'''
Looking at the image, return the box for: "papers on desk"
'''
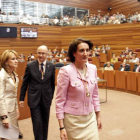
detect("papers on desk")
[0,122,19,140]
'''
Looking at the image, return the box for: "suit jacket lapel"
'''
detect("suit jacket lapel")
[43,61,50,81]
[34,60,42,80]
[2,68,16,86]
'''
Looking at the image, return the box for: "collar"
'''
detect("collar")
[1,68,18,78]
[72,63,89,81]
[38,59,47,66]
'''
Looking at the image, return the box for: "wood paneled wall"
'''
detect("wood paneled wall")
[24,0,109,15]
[109,0,140,15]
[0,24,61,56]
[1,23,140,56]
[61,23,140,55]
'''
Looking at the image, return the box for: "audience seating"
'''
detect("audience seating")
[120,64,130,71]
[104,63,114,68]
[55,63,64,69]
[65,63,71,65]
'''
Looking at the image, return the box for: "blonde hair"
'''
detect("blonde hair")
[0,50,18,72]
[106,61,110,65]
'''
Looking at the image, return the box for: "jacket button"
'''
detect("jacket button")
[75,83,77,85]
[85,103,88,106]
[71,103,74,106]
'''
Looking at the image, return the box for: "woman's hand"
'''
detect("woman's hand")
[97,117,102,131]
[60,129,68,140]
[95,111,102,131]
[2,118,9,129]
[16,108,20,119]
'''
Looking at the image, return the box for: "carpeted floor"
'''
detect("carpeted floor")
[19,88,140,140]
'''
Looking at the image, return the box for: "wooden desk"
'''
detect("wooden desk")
[98,79,107,103]
[100,53,107,63]
[126,72,137,92]
[127,63,135,71]
[114,62,121,70]
[115,70,126,89]
[107,49,112,61]
[137,73,140,93]
[104,70,114,87]
[92,57,99,68]
[97,69,103,86]
[17,62,31,120]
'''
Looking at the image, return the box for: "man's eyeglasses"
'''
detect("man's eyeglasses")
[37,52,47,55]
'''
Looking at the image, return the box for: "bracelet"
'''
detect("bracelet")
[60,127,65,130]
[1,116,8,120]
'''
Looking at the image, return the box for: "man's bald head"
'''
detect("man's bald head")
[37,45,48,62]
[37,45,48,53]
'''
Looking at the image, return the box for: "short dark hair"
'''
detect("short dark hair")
[68,38,93,62]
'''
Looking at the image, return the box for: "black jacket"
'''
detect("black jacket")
[20,60,55,108]
[133,65,140,72]
[119,65,130,71]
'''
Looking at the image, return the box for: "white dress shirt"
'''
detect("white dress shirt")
[38,59,47,73]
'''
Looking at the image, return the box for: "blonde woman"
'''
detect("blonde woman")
[104,62,114,70]
[0,50,19,140]
[111,54,118,63]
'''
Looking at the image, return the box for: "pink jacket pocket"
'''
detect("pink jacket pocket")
[90,78,97,84]
[71,81,81,87]
[65,101,80,109]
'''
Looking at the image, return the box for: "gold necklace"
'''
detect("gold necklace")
[75,65,90,97]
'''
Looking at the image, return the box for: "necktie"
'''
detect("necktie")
[41,63,44,72]
[40,63,44,80]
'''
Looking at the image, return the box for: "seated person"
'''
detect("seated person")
[131,54,139,63]
[124,47,130,54]
[92,50,99,57]
[128,51,133,58]
[27,57,32,62]
[55,52,60,58]
[101,45,105,50]
[106,44,110,50]
[52,46,58,54]
[59,56,66,63]
[79,19,85,26]
[104,61,114,70]
[123,55,131,63]
[120,51,125,58]
[133,60,140,72]
[111,54,118,63]
[101,48,106,53]
[61,48,67,54]
[94,45,100,51]
[31,55,35,61]
[18,53,25,63]
[119,62,130,71]
[53,17,59,26]
[47,51,53,58]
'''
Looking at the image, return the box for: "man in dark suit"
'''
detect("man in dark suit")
[133,61,140,72]
[119,62,130,71]
[19,45,55,140]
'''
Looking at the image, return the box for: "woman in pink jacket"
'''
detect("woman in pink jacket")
[56,38,102,140]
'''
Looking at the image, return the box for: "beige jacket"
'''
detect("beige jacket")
[0,68,19,116]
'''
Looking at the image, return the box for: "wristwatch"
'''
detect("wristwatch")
[1,116,8,120]
[60,127,65,130]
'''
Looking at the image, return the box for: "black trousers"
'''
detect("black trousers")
[30,98,50,140]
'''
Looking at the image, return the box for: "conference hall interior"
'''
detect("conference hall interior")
[0,0,140,140]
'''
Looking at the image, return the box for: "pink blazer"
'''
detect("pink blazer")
[56,63,100,119]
